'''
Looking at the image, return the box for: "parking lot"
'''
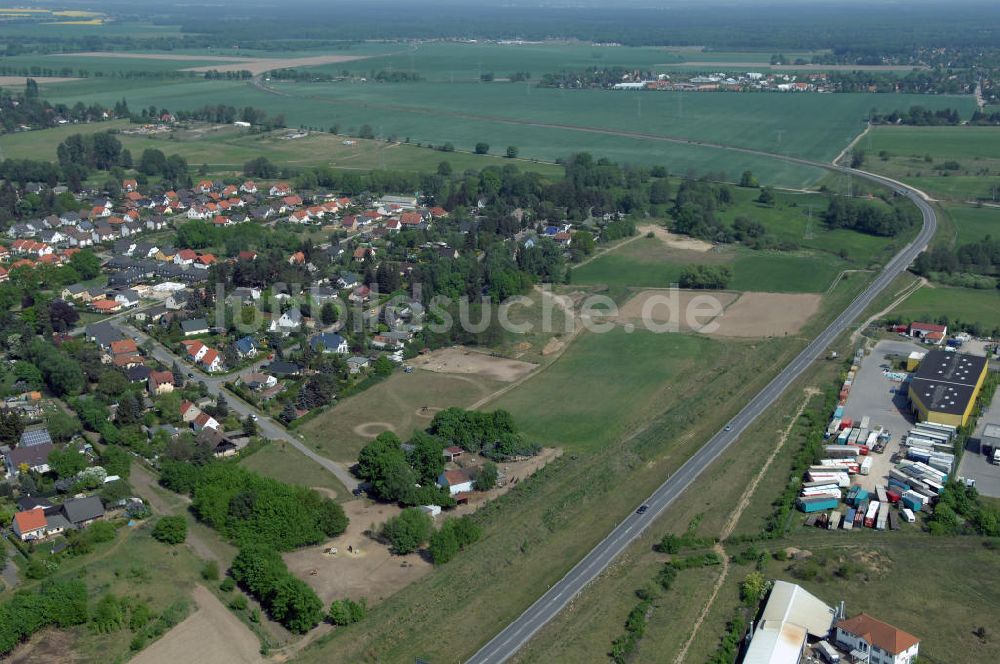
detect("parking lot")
[957,385,1000,498]
[841,339,924,492]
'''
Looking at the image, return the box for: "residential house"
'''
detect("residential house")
[114,289,141,309]
[234,336,258,359]
[85,322,126,350]
[242,372,277,391]
[267,361,302,377]
[310,332,349,354]
[148,370,175,395]
[200,348,223,372]
[269,183,292,197]
[5,442,54,476]
[192,410,220,432]
[61,495,105,529]
[11,507,66,541]
[165,291,190,310]
[346,356,370,374]
[437,469,474,495]
[181,318,210,336]
[337,272,361,289]
[181,340,209,363]
[270,308,302,336]
[835,614,920,664]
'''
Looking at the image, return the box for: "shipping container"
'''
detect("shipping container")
[876,502,889,530]
[914,421,957,438]
[902,508,916,523]
[886,489,901,504]
[854,501,868,527]
[843,508,856,530]
[876,486,888,503]
[828,511,842,530]
[840,418,854,430]
[825,445,858,459]
[837,430,849,444]
[860,416,871,429]
[797,496,840,513]
[865,501,880,528]
[888,509,900,530]
[859,456,873,476]
[866,431,880,448]
[834,405,845,418]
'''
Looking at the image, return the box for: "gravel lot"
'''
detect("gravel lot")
[842,339,924,492]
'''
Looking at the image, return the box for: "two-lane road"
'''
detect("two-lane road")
[468,166,937,663]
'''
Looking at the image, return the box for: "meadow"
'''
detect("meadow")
[892,285,1000,331]
[945,204,1000,244]
[491,328,735,453]
[0,120,565,177]
[862,125,1000,201]
[572,234,847,294]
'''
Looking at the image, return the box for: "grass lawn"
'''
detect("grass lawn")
[891,285,1000,332]
[492,327,736,453]
[298,369,505,462]
[239,440,348,498]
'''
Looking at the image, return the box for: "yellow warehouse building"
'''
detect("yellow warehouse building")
[908,350,988,428]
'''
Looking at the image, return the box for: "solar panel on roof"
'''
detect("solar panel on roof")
[20,429,52,447]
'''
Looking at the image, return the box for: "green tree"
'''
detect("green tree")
[320,301,339,326]
[474,142,490,155]
[741,571,767,606]
[739,170,758,187]
[49,444,87,478]
[151,516,188,544]
[505,146,519,159]
[406,431,445,485]
[381,507,433,555]
[474,461,498,491]
[756,186,775,206]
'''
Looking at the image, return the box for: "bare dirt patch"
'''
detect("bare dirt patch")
[409,346,537,383]
[7,627,78,664]
[710,292,822,337]
[284,500,432,607]
[449,448,563,516]
[352,421,397,439]
[639,224,715,253]
[414,406,442,419]
[131,585,263,664]
[616,289,738,332]
[0,76,77,86]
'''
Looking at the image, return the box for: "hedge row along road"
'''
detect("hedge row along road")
[467,145,937,664]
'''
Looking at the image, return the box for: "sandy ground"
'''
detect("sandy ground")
[284,500,432,606]
[0,76,76,85]
[409,346,538,382]
[710,292,822,337]
[639,224,715,252]
[131,585,263,664]
[352,421,397,439]
[64,51,374,75]
[286,449,561,606]
[616,289,739,333]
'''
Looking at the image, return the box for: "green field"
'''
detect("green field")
[492,328,733,453]
[862,125,1000,201]
[892,285,1000,331]
[22,45,973,188]
[945,204,1000,244]
[573,234,847,294]
[0,120,565,177]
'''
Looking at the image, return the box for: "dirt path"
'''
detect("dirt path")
[849,276,926,344]
[131,463,222,563]
[834,123,872,166]
[674,389,816,664]
[132,585,264,664]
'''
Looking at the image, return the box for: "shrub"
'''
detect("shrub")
[151,516,187,545]
[429,516,482,564]
[220,577,235,592]
[229,595,248,611]
[201,560,220,581]
[328,598,367,626]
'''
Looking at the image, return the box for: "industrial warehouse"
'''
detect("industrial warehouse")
[742,580,921,664]
[794,329,999,528]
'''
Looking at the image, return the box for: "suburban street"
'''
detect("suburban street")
[124,324,360,492]
[466,161,939,663]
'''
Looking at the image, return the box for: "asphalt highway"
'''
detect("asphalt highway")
[467,164,937,664]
